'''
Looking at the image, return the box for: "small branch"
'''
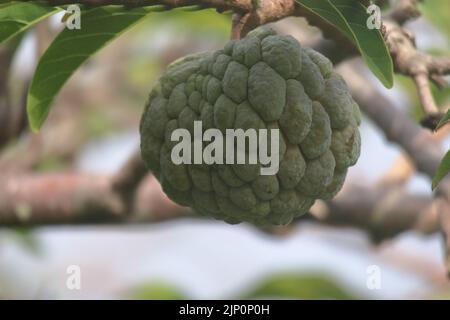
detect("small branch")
[414,72,440,115]
[383,19,450,122]
[46,0,251,12]
[111,150,147,207]
[230,12,250,39]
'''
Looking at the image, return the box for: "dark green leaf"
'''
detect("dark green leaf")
[295,0,393,88]
[27,5,160,131]
[0,1,59,44]
[432,149,450,190]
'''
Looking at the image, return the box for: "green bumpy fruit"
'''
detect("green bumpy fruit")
[140,26,361,226]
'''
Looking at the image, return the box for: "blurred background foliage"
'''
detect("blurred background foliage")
[420,1,450,39]
[127,273,361,300]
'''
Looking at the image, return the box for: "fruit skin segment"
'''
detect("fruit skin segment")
[140,26,361,226]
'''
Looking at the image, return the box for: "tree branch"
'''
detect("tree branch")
[0,173,125,226]
[308,185,438,243]
[0,165,440,244]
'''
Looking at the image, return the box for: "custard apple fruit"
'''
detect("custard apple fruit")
[140,26,361,226]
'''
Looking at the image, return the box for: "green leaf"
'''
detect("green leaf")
[295,0,393,88]
[0,1,59,44]
[242,272,361,300]
[27,5,159,132]
[436,109,450,131]
[432,149,450,190]
[127,282,188,300]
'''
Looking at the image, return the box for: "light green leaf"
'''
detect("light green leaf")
[242,272,361,300]
[127,282,188,300]
[27,5,160,131]
[436,109,450,131]
[295,0,393,88]
[0,1,59,44]
[432,149,450,190]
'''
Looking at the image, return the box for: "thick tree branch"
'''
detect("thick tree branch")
[0,149,149,226]
[0,165,440,243]
[0,173,125,226]
[308,185,438,243]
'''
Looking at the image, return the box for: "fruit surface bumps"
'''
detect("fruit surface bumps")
[140,27,361,225]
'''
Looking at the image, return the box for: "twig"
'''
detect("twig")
[230,12,250,39]
[111,150,147,208]
[414,72,440,115]
[46,0,251,12]
[383,20,449,121]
